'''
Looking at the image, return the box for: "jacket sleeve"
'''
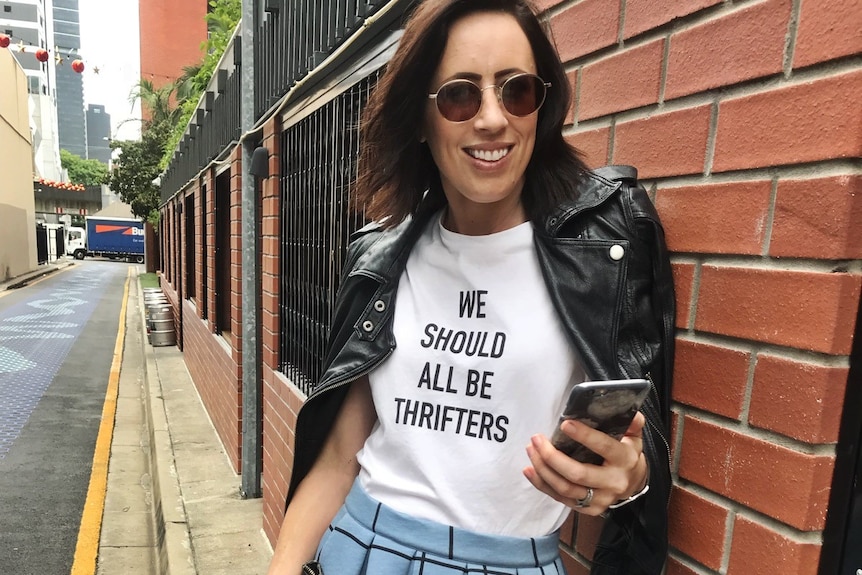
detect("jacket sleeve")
[592,176,675,575]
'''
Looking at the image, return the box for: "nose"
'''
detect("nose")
[473,85,508,131]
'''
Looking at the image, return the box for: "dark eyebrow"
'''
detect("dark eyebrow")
[440,68,527,84]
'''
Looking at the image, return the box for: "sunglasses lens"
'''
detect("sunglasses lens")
[436,81,482,122]
[502,75,546,117]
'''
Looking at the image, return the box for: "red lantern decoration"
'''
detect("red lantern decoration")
[71,59,84,73]
[0,34,10,49]
[35,48,49,63]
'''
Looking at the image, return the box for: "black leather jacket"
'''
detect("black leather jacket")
[286,167,676,575]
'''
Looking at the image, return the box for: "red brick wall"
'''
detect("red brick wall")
[159,157,246,472]
[257,115,304,543]
[183,295,243,470]
[543,0,862,572]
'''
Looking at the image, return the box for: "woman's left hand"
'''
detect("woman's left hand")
[523,411,648,515]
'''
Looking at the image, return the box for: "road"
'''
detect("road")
[0,260,132,575]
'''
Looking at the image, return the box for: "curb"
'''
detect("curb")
[1,260,75,291]
[137,277,197,575]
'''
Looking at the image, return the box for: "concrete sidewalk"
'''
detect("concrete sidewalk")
[97,270,273,574]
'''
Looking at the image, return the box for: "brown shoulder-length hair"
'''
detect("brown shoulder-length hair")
[354,0,588,227]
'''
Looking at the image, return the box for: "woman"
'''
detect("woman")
[268,0,674,573]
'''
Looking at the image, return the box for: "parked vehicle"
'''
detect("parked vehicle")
[67,216,145,264]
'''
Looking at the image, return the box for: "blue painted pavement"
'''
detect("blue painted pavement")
[0,265,119,458]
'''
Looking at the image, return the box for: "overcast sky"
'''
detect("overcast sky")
[78,0,142,141]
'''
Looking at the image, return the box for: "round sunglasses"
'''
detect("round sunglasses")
[428,73,551,122]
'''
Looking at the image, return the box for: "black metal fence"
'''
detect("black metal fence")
[254,1,387,120]
[158,0,415,392]
[160,51,242,203]
[278,72,379,394]
[35,224,49,265]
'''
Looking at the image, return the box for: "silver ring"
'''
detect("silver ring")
[575,487,594,508]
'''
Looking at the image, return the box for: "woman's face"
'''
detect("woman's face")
[423,11,539,234]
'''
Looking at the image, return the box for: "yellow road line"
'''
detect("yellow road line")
[70,265,133,575]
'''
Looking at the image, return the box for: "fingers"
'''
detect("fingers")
[523,413,649,512]
[563,413,644,468]
[524,436,607,516]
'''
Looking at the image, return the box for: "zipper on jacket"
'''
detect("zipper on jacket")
[305,346,395,404]
[643,371,672,508]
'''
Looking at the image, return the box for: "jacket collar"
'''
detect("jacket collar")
[350,171,620,279]
[543,171,622,235]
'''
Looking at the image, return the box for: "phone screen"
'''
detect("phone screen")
[550,379,649,465]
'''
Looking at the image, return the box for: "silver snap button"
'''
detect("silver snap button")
[362,320,374,332]
[373,300,386,312]
[609,245,625,261]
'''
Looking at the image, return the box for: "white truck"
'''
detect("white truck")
[67,216,145,264]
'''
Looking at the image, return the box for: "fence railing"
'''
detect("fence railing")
[278,72,378,394]
[160,42,242,203]
[253,1,387,120]
[158,0,415,391]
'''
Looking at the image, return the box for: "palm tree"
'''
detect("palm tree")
[176,64,203,104]
[131,79,182,128]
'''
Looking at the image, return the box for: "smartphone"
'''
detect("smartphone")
[551,379,650,465]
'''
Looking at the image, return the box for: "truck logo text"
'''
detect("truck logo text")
[95,224,144,236]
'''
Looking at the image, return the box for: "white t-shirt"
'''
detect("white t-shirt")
[357,211,585,537]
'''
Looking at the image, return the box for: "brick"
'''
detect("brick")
[613,104,710,178]
[575,513,604,561]
[655,180,772,255]
[670,411,680,463]
[559,512,575,547]
[579,39,664,120]
[713,70,862,172]
[670,262,695,329]
[668,486,729,569]
[678,416,834,530]
[771,175,862,259]
[549,0,620,62]
[560,552,590,575]
[695,266,861,354]
[728,516,821,575]
[750,354,849,443]
[565,126,610,169]
[665,0,791,100]
[533,0,565,13]
[793,0,862,68]
[673,338,750,419]
[624,0,722,38]
[565,70,577,126]
[666,558,701,575]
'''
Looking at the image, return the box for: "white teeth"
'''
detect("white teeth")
[468,148,509,162]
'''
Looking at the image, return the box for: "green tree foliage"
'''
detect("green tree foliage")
[106,121,171,223]
[59,149,108,186]
[133,79,183,127]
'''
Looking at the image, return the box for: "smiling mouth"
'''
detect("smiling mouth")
[466,147,511,162]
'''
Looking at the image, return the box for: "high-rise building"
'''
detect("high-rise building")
[0,0,63,180]
[138,0,207,121]
[86,103,111,164]
[52,0,86,158]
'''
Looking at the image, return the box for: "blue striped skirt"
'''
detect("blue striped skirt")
[314,479,567,574]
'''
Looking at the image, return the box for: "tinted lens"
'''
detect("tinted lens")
[435,80,482,122]
[501,74,546,117]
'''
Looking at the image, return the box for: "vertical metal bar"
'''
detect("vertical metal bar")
[239,0,261,500]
